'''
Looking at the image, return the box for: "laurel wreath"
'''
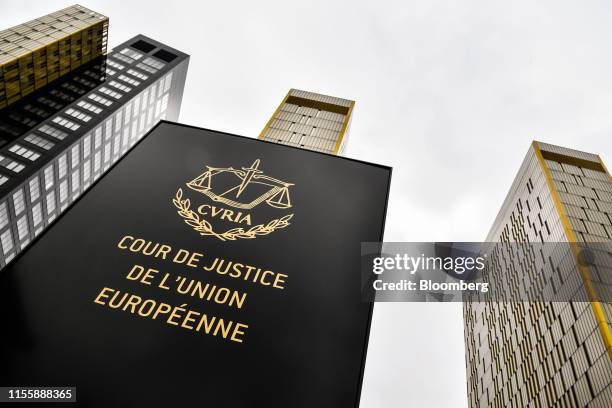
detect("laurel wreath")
[172,189,293,241]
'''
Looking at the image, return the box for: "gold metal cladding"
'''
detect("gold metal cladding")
[533,141,612,361]
[333,100,354,155]
[258,90,290,140]
[284,95,350,115]
[258,89,355,157]
[540,149,606,173]
[0,6,109,108]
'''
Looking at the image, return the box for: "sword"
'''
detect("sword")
[236,159,262,198]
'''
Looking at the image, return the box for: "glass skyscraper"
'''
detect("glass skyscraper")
[259,88,354,155]
[464,141,611,407]
[0,28,189,267]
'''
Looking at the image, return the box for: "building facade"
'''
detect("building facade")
[259,88,354,155]
[0,34,189,267]
[464,142,612,407]
[0,5,108,109]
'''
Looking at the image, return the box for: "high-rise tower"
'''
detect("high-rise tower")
[0,33,189,267]
[464,142,612,407]
[259,89,354,155]
[0,5,109,108]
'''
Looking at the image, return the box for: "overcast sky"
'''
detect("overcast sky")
[3,1,612,406]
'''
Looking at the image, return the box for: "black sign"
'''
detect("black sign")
[0,122,391,407]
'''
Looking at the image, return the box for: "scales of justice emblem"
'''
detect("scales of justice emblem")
[172,159,294,241]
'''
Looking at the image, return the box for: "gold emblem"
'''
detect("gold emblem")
[172,159,294,241]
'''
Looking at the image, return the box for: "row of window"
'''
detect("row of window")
[0,67,174,260]
[52,116,80,131]
[77,100,102,114]
[0,47,176,255]
[9,144,40,161]
[0,111,165,260]
[65,107,92,123]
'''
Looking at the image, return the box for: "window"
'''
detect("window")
[139,112,146,132]
[113,53,134,65]
[59,180,68,202]
[120,48,143,60]
[118,74,140,87]
[46,191,56,214]
[9,144,41,161]
[94,151,101,172]
[52,116,80,131]
[58,154,67,178]
[77,100,103,114]
[105,67,117,76]
[103,143,110,164]
[83,69,103,82]
[0,202,8,229]
[160,94,169,113]
[62,82,86,95]
[37,96,62,109]
[163,72,173,92]
[127,69,149,81]
[25,134,55,150]
[71,145,80,168]
[83,134,91,158]
[136,62,157,74]
[156,79,163,97]
[29,178,40,201]
[38,124,67,140]
[142,57,165,70]
[115,111,123,129]
[133,94,141,114]
[0,155,25,173]
[65,108,92,122]
[105,119,113,138]
[0,175,8,186]
[71,171,80,192]
[88,92,113,106]
[17,216,28,240]
[73,76,97,88]
[83,159,91,184]
[12,189,25,216]
[141,89,150,107]
[99,86,123,99]
[94,127,102,149]
[132,121,139,141]
[1,229,14,254]
[23,104,48,118]
[44,165,54,190]
[107,59,125,70]
[109,80,132,93]
[50,88,75,102]
[32,203,43,227]
[123,104,132,125]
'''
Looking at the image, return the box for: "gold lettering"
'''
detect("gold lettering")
[126,264,145,281]
[273,273,287,289]
[158,273,171,290]
[231,323,248,343]
[117,235,133,249]
[94,287,114,305]
[220,209,234,221]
